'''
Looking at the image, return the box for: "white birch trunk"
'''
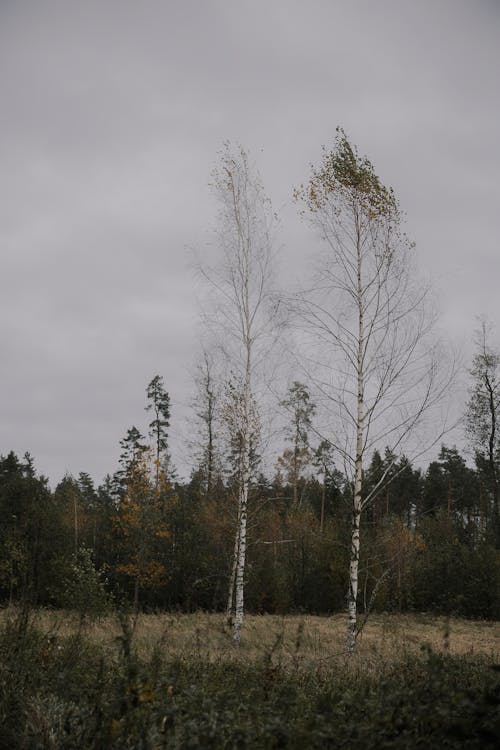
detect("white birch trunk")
[226,508,240,625]
[347,495,361,653]
[232,469,248,642]
[347,219,364,654]
[233,316,252,643]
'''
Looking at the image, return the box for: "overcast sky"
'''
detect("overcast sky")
[1,0,499,486]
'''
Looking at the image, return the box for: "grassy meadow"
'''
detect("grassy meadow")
[0,608,499,748]
[13,608,498,666]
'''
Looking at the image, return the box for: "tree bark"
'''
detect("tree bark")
[347,219,364,654]
[226,513,239,625]
[233,352,251,644]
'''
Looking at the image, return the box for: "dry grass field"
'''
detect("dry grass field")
[8,608,498,670]
[1,608,498,748]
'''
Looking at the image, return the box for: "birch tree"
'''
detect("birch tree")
[200,144,278,643]
[221,375,261,629]
[294,129,452,653]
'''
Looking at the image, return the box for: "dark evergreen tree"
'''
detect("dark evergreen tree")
[465,321,500,546]
[422,446,480,534]
[78,472,97,507]
[54,474,83,554]
[279,382,316,505]
[191,353,220,499]
[312,439,341,531]
[114,426,147,498]
[146,375,171,490]
[0,452,64,606]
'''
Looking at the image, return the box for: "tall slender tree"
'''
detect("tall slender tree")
[200,143,279,643]
[146,375,171,492]
[313,439,336,532]
[294,129,452,652]
[191,351,220,499]
[279,381,316,505]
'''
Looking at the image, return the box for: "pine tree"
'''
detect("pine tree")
[145,375,171,492]
[279,382,316,506]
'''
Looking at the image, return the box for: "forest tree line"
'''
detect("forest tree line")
[1,133,499,639]
[0,372,498,622]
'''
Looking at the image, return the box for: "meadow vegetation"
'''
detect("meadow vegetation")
[0,608,498,748]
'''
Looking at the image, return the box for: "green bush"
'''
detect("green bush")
[53,546,113,620]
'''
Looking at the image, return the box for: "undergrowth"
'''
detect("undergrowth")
[0,610,498,749]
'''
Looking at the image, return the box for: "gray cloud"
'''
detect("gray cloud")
[1,0,499,483]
